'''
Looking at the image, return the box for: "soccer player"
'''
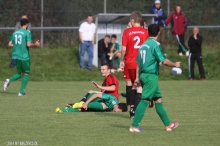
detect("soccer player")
[56,92,127,113]
[120,11,149,119]
[3,18,40,96]
[129,24,180,132]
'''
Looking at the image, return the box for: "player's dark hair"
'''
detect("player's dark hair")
[118,103,128,112]
[20,18,29,26]
[140,19,146,28]
[130,11,142,23]
[101,63,110,70]
[148,24,160,37]
[111,34,117,39]
[105,35,110,38]
[88,13,92,17]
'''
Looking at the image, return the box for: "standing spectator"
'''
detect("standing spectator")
[166,5,189,56]
[98,35,112,67]
[150,0,167,55]
[79,14,96,71]
[188,27,205,80]
[9,15,31,68]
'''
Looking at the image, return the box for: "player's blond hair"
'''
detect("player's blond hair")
[130,11,142,23]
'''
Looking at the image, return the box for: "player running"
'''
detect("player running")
[129,24,180,132]
[3,18,40,96]
[120,11,149,119]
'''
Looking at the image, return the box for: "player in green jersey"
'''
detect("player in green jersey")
[3,18,40,96]
[129,24,181,132]
[55,92,127,113]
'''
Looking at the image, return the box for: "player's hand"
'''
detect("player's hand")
[120,61,124,71]
[134,78,141,87]
[35,40,40,47]
[92,81,100,88]
[175,62,181,68]
[82,103,88,110]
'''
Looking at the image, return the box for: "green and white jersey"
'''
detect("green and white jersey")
[136,38,166,75]
[101,93,119,111]
[10,28,32,60]
[113,42,120,52]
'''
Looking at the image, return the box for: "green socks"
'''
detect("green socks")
[19,75,29,94]
[117,58,121,69]
[132,100,149,127]
[155,103,170,126]
[9,74,22,82]
[62,108,79,112]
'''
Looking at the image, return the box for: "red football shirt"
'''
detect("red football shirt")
[101,74,119,100]
[122,27,149,69]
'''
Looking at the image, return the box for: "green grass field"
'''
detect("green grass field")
[0,81,219,146]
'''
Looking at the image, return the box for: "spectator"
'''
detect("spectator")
[188,27,205,80]
[79,14,96,71]
[108,34,122,72]
[9,15,31,68]
[150,0,167,55]
[166,5,189,56]
[98,35,112,67]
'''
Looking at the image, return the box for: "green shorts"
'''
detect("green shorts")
[87,92,102,102]
[16,59,31,74]
[140,73,162,100]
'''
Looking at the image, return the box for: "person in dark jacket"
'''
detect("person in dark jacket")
[166,5,189,56]
[98,35,112,67]
[188,27,205,80]
[150,0,167,55]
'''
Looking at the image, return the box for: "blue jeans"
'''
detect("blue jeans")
[98,53,106,65]
[80,41,93,69]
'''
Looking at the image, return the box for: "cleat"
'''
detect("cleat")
[73,101,84,108]
[121,93,126,98]
[55,107,62,113]
[18,93,26,96]
[129,126,143,132]
[148,100,154,108]
[130,107,135,120]
[165,122,179,131]
[3,79,10,91]
[66,103,74,108]
[189,78,194,81]
[178,52,183,56]
[185,51,189,56]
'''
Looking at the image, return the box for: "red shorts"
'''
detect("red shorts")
[123,65,136,83]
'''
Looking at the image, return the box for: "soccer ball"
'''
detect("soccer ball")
[172,67,182,74]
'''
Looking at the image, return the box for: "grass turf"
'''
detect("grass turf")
[0,81,219,146]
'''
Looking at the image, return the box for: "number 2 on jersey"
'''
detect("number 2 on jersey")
[15,34,22,44]
[133,36,140,49]
[140,50,146,64]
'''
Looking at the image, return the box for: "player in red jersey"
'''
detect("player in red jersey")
[120,11,149,119]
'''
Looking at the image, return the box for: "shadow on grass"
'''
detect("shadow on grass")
[93,112,129,119]
[0,91,17,95]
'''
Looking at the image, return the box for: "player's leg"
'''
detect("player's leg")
[79,42,86,69]
[115,52,121,70]
[124,65,132,108]
[178,35,189,55]
[72,92,99,108]
[4,59,22,91]
[175,35,183,55]
[196,53,205,79]
[188,53,195,80]
[130,73,156,132]
[18,60,31,96]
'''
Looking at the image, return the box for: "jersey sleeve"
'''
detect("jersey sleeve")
[122,30,128,47]
[115,43,119,50]
[79,22,84,32]
[27,31,32,43]
[154,45,166,63]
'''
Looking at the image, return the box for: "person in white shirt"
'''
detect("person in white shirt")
[79,14,96,71]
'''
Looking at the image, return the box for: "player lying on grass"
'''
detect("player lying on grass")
[55,63,127,112]
[56,92,127,112]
